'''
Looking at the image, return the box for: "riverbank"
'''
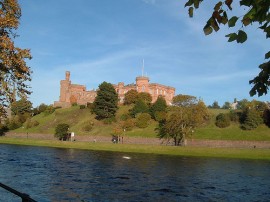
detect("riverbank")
[5,132,270,148]
[1,137,270,160]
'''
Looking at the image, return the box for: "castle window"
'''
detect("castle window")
[142,85,145,92]
[160,90,162,95]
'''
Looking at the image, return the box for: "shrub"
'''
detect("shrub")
[241,109,263,130]
[7,115,23,130]
[120,113,131,121]
[44,105,55,115]
[136,113,151,128]
[32,120,40,127]
[0,124,8,136]
[25,119,39,129]
[55,123,69,140]
[87,102,93,109]
[80,105,86,109]
[215,113,230,128]
[112,126,123,136]
[82,120,94,132]
[130,99,149,118]
[38,103,48,113]
[229,111,240,123]
[121,119,135,131]
[150,96,167,119]
[263,109,270,127]
[154,111,167,122]
[103,117,116,125]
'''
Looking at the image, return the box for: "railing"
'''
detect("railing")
[0,182,37,202]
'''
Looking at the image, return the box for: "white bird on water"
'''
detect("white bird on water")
[122,156,131,160]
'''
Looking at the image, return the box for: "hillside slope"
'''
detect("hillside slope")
[12,107,270,141]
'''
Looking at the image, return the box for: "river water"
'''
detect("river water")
[0,144,270,202]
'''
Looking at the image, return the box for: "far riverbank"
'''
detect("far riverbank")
[1,135,270,160]
[4,132,270,149]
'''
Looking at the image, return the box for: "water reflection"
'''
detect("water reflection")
[0,144,270,201]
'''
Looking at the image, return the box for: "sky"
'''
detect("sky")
[15,0,270,107]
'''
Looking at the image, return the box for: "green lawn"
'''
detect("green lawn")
[1,137,270,160]
[11,107,270,141]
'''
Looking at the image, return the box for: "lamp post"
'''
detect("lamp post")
[123,128,126,144]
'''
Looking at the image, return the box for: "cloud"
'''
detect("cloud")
[142,0,156,5]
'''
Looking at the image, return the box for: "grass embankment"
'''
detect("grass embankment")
[1,137,270,160]
[13,106,270,141]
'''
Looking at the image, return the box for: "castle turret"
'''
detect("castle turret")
[59,71,71,102]
[136,76,149,93]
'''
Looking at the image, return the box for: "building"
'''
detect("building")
[54,71,175,108]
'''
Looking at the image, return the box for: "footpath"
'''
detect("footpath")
[4,132,270,149]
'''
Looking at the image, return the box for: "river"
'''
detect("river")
[0,144,270,201]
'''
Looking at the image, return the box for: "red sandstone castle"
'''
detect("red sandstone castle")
[54,71,175,108]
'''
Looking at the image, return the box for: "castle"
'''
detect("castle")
[54,71,175,108]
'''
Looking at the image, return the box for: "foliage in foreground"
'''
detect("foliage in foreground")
[185,0,270,96]
[0,0,32,116]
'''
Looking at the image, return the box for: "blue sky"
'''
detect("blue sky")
[16,0,270,107]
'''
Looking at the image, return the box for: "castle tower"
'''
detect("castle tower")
[136,76,149,93]
[59,71,71,102]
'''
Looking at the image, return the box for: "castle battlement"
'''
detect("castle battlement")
[54,71,175,108]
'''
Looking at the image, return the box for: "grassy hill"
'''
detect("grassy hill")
[12,106,270,141]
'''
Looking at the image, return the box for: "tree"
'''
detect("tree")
[222,101,231,109]
[209,101,220,109]
[136,113,151,128]
[55,123,69,140]
[263,109,270,127]
[137,92,152,104]
[185,0,270,96]
[129,99,149,118]
[10,97,32,116]
[215,113,231,128]
[159,95,209,146]
[172,94,197,107]
[93,82,118,120]
[237,99,249,110]
[0,0,32,115]
[241,108,263,130]
[124,89,138,105]
[150,96,167,120]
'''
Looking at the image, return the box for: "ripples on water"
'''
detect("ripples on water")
[0,144,270,201]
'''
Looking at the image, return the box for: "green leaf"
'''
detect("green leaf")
[221,16,228,25]
[203,25,213,35]
[237,30,247,43]
[226,33,237,42]
[184,0,194,7]
[228,16,238,27]
[240,0,252,7]
[265,51,270,59]
[188,7,194,17]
